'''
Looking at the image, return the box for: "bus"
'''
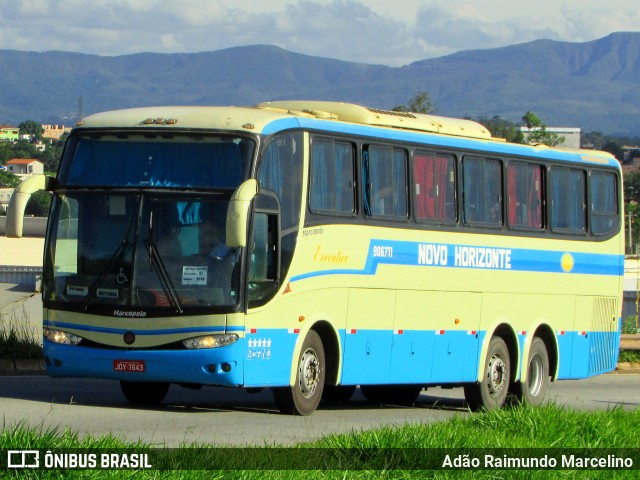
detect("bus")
[7,101,623,415]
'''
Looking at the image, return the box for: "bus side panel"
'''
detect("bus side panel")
[392,290,481,384]
[568,296,620,379]
[243,291,324,387]
[340,289,394,385]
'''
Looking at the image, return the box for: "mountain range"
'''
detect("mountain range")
[0,31,639,135]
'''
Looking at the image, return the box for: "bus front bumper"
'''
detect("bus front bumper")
[43,338,245,387]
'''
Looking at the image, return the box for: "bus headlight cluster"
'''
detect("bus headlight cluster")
[44,328,83,346]
[182,334,239,350]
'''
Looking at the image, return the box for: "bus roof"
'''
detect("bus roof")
[73,102,619,169]
[256,101,493,139]
[74,102,491,139]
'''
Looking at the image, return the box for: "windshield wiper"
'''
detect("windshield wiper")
[145,211,183,314]
[81,240,131,311]
[81,201,138,312]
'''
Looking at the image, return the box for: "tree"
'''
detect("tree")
[18,120,44,142]
[601,141,624,162]
[0,170,20,188]
[476,115,524,143]
[392,91,436,114]
[521,111,564,147]
[25,191,51,217]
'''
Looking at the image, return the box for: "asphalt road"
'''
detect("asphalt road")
[1,374,638,447]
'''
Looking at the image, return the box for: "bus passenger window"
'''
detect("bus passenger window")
[413,152,456,223]
[507,163,543,230]
[590,171,618,236]
[363,146,408,219]
[462,156,502,227]
[310,139,355,215]
[550,168,586,233]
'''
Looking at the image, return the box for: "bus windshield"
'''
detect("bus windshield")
[44,133,255,313]
[58,133,252,189]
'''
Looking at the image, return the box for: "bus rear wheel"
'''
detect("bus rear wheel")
[360,385,423,405]
[510,337,550,406]
[464,336,510,411]
[120,381,170,405]
[273,330,325,415]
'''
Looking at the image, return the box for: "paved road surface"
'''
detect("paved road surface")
[0,374,638,447]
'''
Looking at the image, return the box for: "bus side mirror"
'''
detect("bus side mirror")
[226,179,258,247]
[6,174,53,238]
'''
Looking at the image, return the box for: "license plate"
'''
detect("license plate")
[113,360,146,373]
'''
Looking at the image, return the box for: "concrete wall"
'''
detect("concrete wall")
[0,216,47,237]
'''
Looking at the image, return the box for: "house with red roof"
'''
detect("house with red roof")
[5,158,44,176]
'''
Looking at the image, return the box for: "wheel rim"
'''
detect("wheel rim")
[298,348,320,398]
[527,354,543,397]
[487,354,506,397]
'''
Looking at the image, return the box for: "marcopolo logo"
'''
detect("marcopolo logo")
[112,310,147,318]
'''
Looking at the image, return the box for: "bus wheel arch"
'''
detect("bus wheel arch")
[311,320,341,387]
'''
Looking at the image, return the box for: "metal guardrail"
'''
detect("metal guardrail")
[620,334,640,351]
[0,266,42,291]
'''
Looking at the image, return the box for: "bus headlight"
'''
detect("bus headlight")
[44,328,83,346]
[182,334,239,350]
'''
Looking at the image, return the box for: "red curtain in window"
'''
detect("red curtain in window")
[528,167,541,228]
[434,155,450,220]
[414,155,434,219]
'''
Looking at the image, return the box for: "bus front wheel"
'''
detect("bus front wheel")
[273,330,326,415]
[322,385,357,403]
[120,381,169,405]
[464,336,510,411]
[510,337,550,406]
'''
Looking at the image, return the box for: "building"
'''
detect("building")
[0,188,12,214]
[42,124,67,141]
[519,127,581,149]
[5,158,44,177]
[0,126,19,142]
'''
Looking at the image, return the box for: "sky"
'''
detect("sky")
[0,0,638,66]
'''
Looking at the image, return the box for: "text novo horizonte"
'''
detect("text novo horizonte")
[418,243,512,270]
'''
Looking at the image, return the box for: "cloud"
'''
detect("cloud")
[266,0,425,65]
[412,3,563,57]
[0,0,635,65]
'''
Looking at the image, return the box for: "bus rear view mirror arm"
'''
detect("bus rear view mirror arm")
[226,179,259,247]
[6,174,55,238]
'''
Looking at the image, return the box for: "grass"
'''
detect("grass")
[1,404,640,479]
[0,321,42,360]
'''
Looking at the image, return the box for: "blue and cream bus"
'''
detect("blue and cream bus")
[7,101,623,415]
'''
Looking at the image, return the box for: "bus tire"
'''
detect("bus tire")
[464,336,510,411]
[510,337,550,406]
[360,385,423,405]
[120,381,169,405]
[273,330,325,415]
[322,385,357,403]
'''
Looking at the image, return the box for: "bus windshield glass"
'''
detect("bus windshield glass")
[58,133,253,188]
[45,193,242,312]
